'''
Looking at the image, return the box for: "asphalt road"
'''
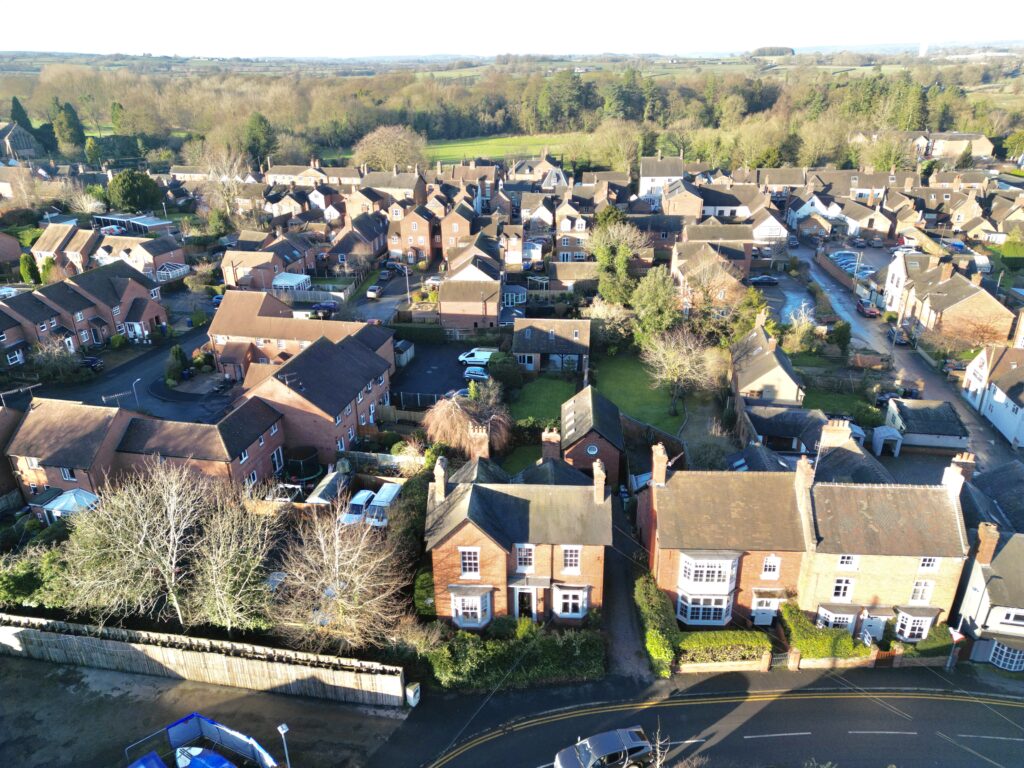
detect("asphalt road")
[354,267,426,322]
[795,245,1018,472]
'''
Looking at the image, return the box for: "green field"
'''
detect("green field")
[325,131,583,165]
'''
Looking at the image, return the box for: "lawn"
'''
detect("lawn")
[500,445,541,475]
[803,388,883,426]
[594,354,682,435]
[2,225,43,248]
[510,376,576,423]
[790,351,846,371]
[324,131,584,165]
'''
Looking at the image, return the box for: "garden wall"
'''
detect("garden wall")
[0,613,406,706]
[675,651,772,675]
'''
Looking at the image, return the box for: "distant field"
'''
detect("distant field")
[325,131,583,164]
[966,84,1024,111]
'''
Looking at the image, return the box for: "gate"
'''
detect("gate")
[770,651,790,669]
[393,391,442,410]
[875,650,897,668]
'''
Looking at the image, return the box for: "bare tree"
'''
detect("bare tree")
[640,328,719,416]
[591,118,642,173]
[64,183,106,214]
[422,395,512,457]
[63,460,207,625]
[585,220,651,258]
[582,297,637,352]
[782,301,817,355]
[200,144,248,216]
[272,510,409,652]
[352,125,427,171]
[188,486,280,635]
[31,334,78,380]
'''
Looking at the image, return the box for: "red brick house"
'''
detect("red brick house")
[559,386,623,482]
[426,455,612,628]
[437,280,500,333]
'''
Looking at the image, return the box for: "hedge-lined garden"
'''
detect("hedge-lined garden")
[677,630,771,664]
[780,602,872,659]
[883,621,953,658]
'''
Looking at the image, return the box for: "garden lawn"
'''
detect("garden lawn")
[2,225,43,248]
[324,131,584,164]
[790,352,846,371]
[802,388,883,426]
[510,377,576,423]
[594,354,682,435]
[500,445,541,475]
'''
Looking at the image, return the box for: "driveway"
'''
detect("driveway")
[32,327,234,423]
[353,268,426,323]
[796,245,1018,471]
[602,499,652,682]
[390,342,472,403]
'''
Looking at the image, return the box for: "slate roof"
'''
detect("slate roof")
[449,458,511,485]
[561,386,624,451]
[31,223,76,254]
[512,318,590,356]
[814,440,895,485]
[425,482,612,551]
[982,346,1024,407]
[515,457,591,486]
[745,406,827,450]
[2,291,57,323]
[67,261,156,307]
[116,399,281,462]
[438,280,501,304]
[640,156,686,178]
[971,461,1024,531]
[725,444,790,472]
[35,282,94,314]
[982,532,1024,607]
[656,472,806,551]
[684,223,755,242]
[731,325,802,398]
[892,399,969,438]
[6,399,121,469]
[811,483,967,557]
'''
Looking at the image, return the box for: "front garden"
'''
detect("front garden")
[779,602,872,660]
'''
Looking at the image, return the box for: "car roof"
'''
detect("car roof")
[351,489,376,505]
[370,483,402,506]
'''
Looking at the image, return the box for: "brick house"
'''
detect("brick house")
[437,280,500,332]
[559,386,623,482]
[208,291,394,379]
[511,318,591,374]
[731,318,804,406]
[425,455,612,628]
[92,234,186,280]
[386,204,439,265]
[221,249,303,290]
[638,444,809,627]
[440,203,477,259]
[6,399,138,498]
[553,200,590,262]
[239,336,390,463]
[672,242,748,315]
[115,398,285,487]
[360,169,428,206]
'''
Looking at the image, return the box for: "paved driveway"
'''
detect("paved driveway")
[353,268,426,323]
[390,343,471,404]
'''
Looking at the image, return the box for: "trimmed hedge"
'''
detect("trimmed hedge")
[634,573,681,677]
[780,602,872,659]
[677,630,771,664]
[885,621,953,658]
[425,621,605,690]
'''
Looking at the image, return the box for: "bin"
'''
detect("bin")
[405,681,421,707]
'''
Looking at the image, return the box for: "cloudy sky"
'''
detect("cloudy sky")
[3,1,1020,59]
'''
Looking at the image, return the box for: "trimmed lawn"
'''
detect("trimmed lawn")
[803,389,883,426]
[500,445,541,475]
[324,131,584,165]
[790,352,846,371]
[594,354,682,435]
[2,225,42,248]
[510,377,576,423]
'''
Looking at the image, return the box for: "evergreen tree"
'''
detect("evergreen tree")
[20,253,40,285]
[10,96,31,128]
[243,112,277,164]
[53,102,86,151]
[84,137,102,166]
[110,101,125,134]
[107,169,162,211]
[33,123,57,153]
[954,142,974,170]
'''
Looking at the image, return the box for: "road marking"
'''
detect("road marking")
[956,735,1024,742]
[743,732,811,740]
[848,731,917,735]
[936,731,1007,768]
[667,739,706,745]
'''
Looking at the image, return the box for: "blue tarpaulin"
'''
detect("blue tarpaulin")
[127,752,168,768]
[177,749,237,768]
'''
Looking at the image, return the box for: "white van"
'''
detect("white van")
[366,483,402,528]
[458,347,499,366]
[339,489,375,525]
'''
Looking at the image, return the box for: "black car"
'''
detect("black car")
[887,326,910,346]
[554,727,652,768]
[787,235,800,248]
[747,274,779,286]
[80,356,104,372]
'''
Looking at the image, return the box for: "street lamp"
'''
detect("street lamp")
[277,723,291,768]
[131,378,142,410]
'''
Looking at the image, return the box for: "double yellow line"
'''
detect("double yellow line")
[428,690,1024,767]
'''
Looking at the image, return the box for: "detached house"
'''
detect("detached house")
[511,318,591,374]
[425,455,612,628]
[639,154,687,208]
[559,386,624,482]
[960,524,1024,672]
[731,317,804,406]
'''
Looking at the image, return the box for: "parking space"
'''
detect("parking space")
[760,272,814,324]
[390,342,471,398]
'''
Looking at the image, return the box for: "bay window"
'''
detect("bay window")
[990,641,1024,672]
[895,612,929,642]
[452,592,491,628]
[677,593,732,625]
[554,586,587,619]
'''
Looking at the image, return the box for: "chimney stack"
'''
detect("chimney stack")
[818,419,853,452]
[941,461,966,503]
[940,262,955,282]
[592,458,606,504]
[436,159,442,175]
[927,254,941,270]
[971,271,983,286]
[651,443,668,487]
[468,424,490,460]
[977,522,1000,566]
[541,427,561,461]
[433,456,448,504]
[951,452,977,481]
[794,455,815,497]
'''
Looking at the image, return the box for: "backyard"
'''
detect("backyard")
[593,354,682,435]
[803,388,883,426]
[500,445,542,475]
[509,376,576,424]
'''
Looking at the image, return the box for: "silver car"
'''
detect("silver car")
[554,727,652,768]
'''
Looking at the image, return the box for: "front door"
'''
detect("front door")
[752,598,779,626]
[861,615,887,642]
[91,328,101,346]
[516,588,535,621]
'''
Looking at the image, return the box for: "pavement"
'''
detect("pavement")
[372,666,1024,768]
[796,244,1019,472]
[0,656,402,768]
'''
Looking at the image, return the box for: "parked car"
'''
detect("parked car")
[869,237,884,248]
[378,269,393,283]
[338,490,376,526]
[365,483,401,528]
[444,388,470,399]
[366,283,384,299]
[747,274,779,286]
[856,299,881,317]
[211,294,224,307]
[887,326,910,346]
[876,391,900,408]
[79,355,104,372]
[458,347,499,366]
[424,275,443,289]
[463,366,490,382]
[554,727,653,768]
[943,359,969,373]
[788,235,800,248]
[383,260,408,272]
[849,236,867,248]
[311,301,339,313]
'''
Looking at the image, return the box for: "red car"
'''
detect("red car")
[856,299,880,317]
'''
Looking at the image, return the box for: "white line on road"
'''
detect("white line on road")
[848,731,918,735]
[956,735,1024,742]
[667,739,707,745]
[743,732,811,739]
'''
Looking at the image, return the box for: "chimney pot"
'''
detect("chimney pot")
[941,461,966,502]
[977,522,1000,565]
[818,419,853,451]
[651,443,668,487]
[592,458,606,504]
[433,456,448,504]
[971,271,982,285]
[951,452,976,481]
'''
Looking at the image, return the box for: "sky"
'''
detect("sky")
[3,0,1022,60]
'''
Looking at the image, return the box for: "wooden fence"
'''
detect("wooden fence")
[0,612,406,706]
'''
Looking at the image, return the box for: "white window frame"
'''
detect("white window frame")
[258,435,265,447]
[895,612,930,642]
[553,585,588,619]
[6,351,23,366]
[677,592,732,625]
[561,545,581,575]
[60,467,77,482]
[74,311,84,322]
[919,557,938,572]
[246,469,258,487]
[1003,609,1024,627]
[515,543,535,574]
[833,577,853,602]
[990,640,1024,672]
[680,557,731,585]
[816,606,857,632]
[336,437,345,452]
[112,304,120,316]
[239,449,249,464]
[26,457,40,469]
[459,547,481,580]
[909,580,933,605]
[761,555,781,581]
[837,554,859,571]
[452,592,490,628]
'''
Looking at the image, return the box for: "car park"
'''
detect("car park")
[458,347,499,366]
[856,299,881,317]
[887,326,910,345]
[554,727,653,768]
[463,366,490,382]
[747,274,779,286]
[366,283,384,299]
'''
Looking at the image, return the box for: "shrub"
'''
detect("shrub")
[110,334,127,350]
[887,621,953,658]
[488,352,524,389]
[390,323,446,344]
[486,615,518,640]
[413,568,436,619]
[190,310,208,327]
[425,626,605,690]
[634,573,681,677]
[851,402,884,428]
[677,630,771,664]
[29,519,69,547]
[779,602,872,659]
[165,377,178,388]
[882,311,898,324]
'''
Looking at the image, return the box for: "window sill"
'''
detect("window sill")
[562,569,581,577]
[460,574,481,581]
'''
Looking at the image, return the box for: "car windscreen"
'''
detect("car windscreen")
[576,743,595,767]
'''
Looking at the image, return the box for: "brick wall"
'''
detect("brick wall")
[431,522,509,622]
[734,549,803,622]
[564,432,620,484]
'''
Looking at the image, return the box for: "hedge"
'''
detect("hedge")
[389,323,447,344]
[677,630,771,664]
[780,602,872,659]
[886,621,953,658]
[634,573,681,677]
[425,621,605,690]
